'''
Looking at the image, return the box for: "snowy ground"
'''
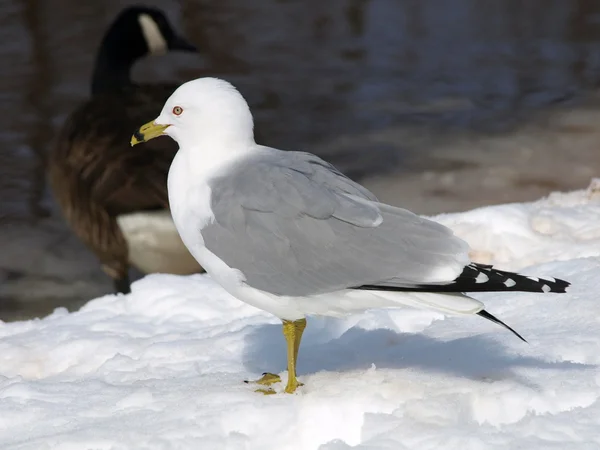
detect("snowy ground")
[2,184,600,449]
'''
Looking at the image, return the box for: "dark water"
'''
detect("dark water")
[3,0,600,218]
[2,0,600,319]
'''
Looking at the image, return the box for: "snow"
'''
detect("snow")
[2,183,600,449]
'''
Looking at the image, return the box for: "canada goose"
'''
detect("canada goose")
[48,6,203,294]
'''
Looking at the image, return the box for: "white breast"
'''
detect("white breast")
[168,151,212,246]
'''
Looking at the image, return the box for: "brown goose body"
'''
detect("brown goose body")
[48,7,202,294]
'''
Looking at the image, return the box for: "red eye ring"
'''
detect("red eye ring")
[172,106,183,116]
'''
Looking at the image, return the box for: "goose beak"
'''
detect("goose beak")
[131,120,170,146]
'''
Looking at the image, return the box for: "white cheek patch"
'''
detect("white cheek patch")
[138,14,168,55]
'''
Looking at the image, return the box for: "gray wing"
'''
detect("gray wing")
[202,149,470,297]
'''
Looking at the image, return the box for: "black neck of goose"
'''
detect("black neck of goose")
[91,51,134,95]
[90,29,147,95]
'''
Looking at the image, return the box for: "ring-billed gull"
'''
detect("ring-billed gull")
[131,77,570,394]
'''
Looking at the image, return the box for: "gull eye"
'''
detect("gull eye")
[172,106,183,116]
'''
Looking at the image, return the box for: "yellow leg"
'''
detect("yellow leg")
[293,318,307,368]
[245,318,308,394]
[283,318,307,394]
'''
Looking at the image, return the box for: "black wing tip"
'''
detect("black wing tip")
[354,264,571,295]
[477,309,528,343]
[552,278,571,293]
[468,263,570,294]
[533,276,570,293]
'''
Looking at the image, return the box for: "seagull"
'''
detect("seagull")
[131,77,570,394]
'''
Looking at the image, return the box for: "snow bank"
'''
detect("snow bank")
[2,184,600,449]
[435,178,600,269]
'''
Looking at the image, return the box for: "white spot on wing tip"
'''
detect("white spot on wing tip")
[138,14,168,55]
[475,272,489,283]
[504,278,516,287]
[542,284,551,293]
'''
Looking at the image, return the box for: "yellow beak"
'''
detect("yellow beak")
[130,120,170,146]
